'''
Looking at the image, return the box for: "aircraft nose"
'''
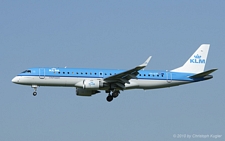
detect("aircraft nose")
[12,76,20,83]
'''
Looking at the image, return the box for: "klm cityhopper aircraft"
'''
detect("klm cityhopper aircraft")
[12,44,217,102]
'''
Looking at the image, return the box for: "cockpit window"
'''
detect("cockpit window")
[21,70,31,73]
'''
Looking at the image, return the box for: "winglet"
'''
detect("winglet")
[139,56,152,67]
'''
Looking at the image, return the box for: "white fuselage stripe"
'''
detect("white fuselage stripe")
[15,76,191,90]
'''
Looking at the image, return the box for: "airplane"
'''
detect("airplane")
[12,44,217,102]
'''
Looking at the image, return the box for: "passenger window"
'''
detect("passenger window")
[81,72,83,74]
[76,72,78,74]
[157,75,159,77]
[68,72,69,74]
[90,72,92,75]
[100,73,102,75]
[58,72,60,74]
[85,72,87,74]
[148,74,150,76]
[110,73,112,75]
[63,72,65,74]
[105,73,107,75]
[95,73,97,75]
[144,74,146,76]
[139,74,141,76]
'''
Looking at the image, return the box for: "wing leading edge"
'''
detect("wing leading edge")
[104,56,152,89]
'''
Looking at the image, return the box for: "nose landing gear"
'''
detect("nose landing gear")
[33,92,37,96]
[31,85,38,96]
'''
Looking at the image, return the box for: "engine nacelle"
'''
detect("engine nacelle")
[76,88,100,96]
[75,80,103,89]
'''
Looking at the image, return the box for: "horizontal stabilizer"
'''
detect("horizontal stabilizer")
[189,68,217,78]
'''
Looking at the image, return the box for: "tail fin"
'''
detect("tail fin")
[171,44,210,73]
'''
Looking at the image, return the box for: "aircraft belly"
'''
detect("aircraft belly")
[43,77,81,86]
[127,79,190,89]
[18,76,81,87]
[125,80,139,89]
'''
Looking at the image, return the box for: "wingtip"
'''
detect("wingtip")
[145,56,152,64]
[140,56,152,67]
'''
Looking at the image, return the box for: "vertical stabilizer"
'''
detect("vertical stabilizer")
[171,44,210,73]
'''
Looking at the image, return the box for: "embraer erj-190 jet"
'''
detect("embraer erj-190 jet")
[12,44,217,102]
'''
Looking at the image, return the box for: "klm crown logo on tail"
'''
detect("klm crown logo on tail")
[190,54,206,64]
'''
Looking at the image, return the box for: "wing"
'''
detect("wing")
[104,56,152,89]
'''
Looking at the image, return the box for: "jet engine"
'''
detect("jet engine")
[75,80,103,89]
[76,88,100,96]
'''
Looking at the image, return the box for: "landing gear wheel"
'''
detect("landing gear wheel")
[112,92,119,98]
[31,85,38,96]
[33,92,37,96]
[106,95,113,102]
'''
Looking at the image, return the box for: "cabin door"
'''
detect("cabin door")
[39,68,45,79]
[166,71,172,83]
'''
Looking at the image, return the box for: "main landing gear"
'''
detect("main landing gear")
[106,95,113,102]
[106,90,120,102]
[32,85,38,96]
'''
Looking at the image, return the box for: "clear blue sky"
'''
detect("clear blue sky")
[1,1,224,141]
